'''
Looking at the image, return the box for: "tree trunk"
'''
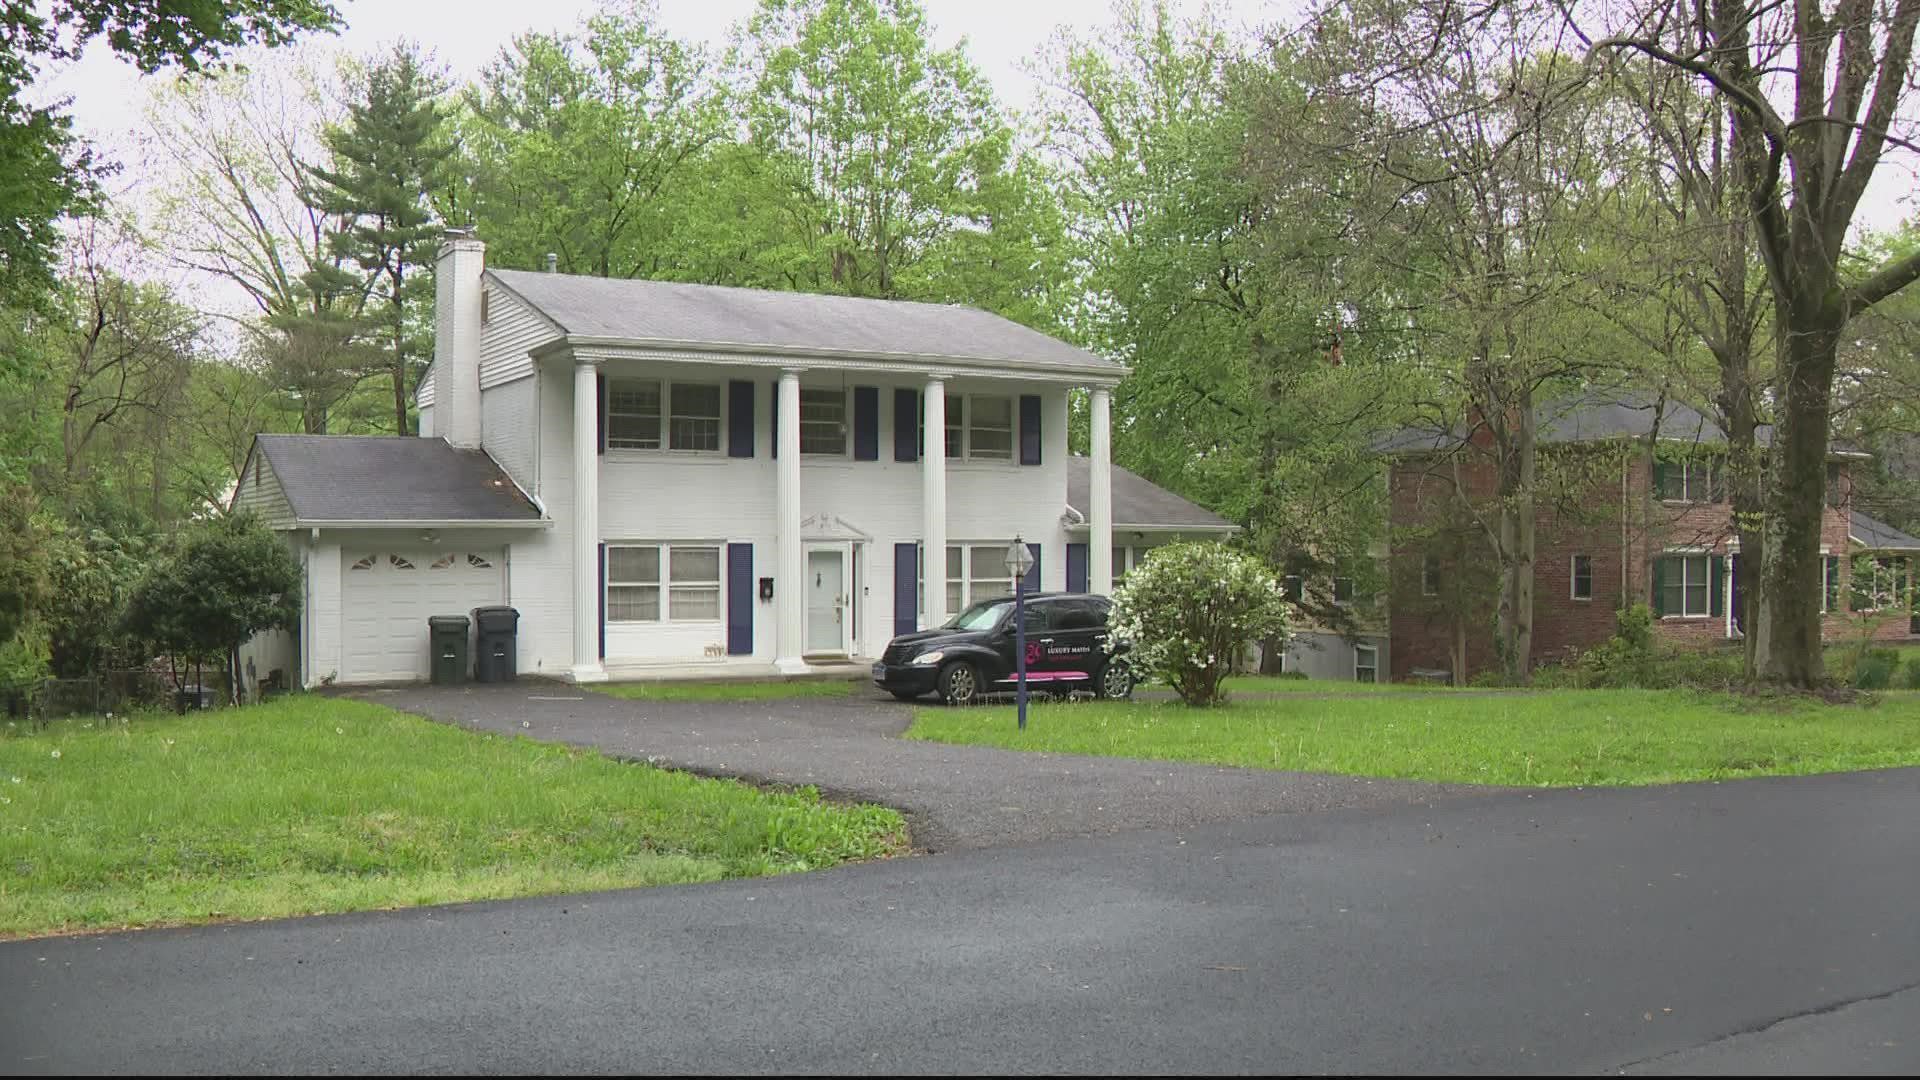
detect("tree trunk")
[1495,384,1537,684]
[303,398,328,435]
[1757,306,1841,687]
[1258,634,1285,675]
[392,266,410,436]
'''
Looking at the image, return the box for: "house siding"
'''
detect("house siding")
[478,282,562,389]
[481,376,539,495]
[232,452,296,529]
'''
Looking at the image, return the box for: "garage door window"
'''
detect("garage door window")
[607,543,723,622]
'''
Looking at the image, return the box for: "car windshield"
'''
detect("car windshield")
[944,599,1012,631]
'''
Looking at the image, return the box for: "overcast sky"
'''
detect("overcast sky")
[24,0,1917,231]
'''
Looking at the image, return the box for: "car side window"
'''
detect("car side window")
[1017,603,1053,633]
[1054,599,1103,631]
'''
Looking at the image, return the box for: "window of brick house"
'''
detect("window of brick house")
[1656,458,1722,503]
[1655,553,1712,617]
[1420,553,1440,596]
[1571,554,1592,600]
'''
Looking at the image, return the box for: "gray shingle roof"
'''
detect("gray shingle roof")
[1849,509,1920,551]
[253,436,541,524]
[488,269,1123,376]
[1066,456,1236,531]
[1374,387,1867,456]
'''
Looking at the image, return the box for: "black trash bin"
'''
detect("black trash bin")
[429,615,471,685]
[471,606,520,683]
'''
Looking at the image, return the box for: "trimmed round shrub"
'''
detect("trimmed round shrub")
[1108,542,1289,707]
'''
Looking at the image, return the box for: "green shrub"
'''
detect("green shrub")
[1852,648,1901,690]
[1277,670,1308,681]
[1109,542,1289,707]
[1902,655,1920,690]
[1575,605,1660,688]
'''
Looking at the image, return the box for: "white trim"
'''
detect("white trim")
[534,338,1125,387]
[1354,643,1380,684]
[293,518,552,529]
[1065,521,1238,534]
[1570,553,1593,601]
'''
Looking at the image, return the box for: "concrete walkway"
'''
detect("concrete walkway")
[360,682,1491,852]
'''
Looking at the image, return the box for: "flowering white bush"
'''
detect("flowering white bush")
[1108,542,1289,707]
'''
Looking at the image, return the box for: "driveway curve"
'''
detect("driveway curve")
[360,682,1492,851]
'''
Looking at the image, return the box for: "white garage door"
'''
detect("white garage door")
[341,549,506,682]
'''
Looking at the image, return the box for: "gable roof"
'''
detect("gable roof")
[1066,456,1236,532]
[246,435,542,526]
[1849,509,1920,551]
[1375,387,1869,458]
[488,269,1123,377]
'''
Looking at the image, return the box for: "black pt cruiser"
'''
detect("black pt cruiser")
[872,592,1135,705]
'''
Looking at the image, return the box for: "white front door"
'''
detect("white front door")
[805,547,847,655]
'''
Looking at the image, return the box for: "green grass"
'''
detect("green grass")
[1208,676,1456,695]
[595,678,864,702]
[907,689,1920,787]
[0,697,905,938]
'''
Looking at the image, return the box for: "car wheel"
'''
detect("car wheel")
[1098,661,1134,700]
[939,661,981,706]
[889,690,923,702]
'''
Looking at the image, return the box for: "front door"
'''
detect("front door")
[805,547,848,655]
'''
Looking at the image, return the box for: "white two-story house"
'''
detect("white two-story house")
[232,230,1232,688]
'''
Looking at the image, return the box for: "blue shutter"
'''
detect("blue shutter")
[1024,542,1042,592]
[893,388,918,461]
[596,373,606,455]
[1067,543,1088,594]
[1019,394,1042,465]
[853,386,879,461]
[727,380,755,458]
[727,543,753,655]
[893,542,918,637]
[597,542,606,659]
[770,381,778,458]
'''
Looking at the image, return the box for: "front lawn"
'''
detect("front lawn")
[0,697,905,938]
[596,677,864,702]
[907,690,1920,787]
[1211,675,1457,695]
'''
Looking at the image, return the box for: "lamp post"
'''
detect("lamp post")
[1004,535,1036,731]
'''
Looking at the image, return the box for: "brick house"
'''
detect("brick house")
[1382,391,1920,683]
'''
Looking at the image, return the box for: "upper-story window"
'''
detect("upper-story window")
[1657,457,1723,503]
[607,379,722,452]
[922,393,1018,462]
[800,388,847,455]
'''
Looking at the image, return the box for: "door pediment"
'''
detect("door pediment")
[800,512,871,542]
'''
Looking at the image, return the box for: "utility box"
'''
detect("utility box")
[470,606,520,683]
[429,615,472,685]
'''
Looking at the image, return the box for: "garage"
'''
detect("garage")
[341,548,507,682]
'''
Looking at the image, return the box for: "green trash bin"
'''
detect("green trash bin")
[429,615,471,685]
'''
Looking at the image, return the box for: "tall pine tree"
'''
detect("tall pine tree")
[303,44,452,435]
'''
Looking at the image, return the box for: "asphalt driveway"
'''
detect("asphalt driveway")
[360,682,1491,851]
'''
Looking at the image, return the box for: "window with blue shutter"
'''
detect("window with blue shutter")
[1067,543,1088,593]
[597,542,607,658]
[596,374,606,455]
[853,386,879,460]
[1019,394,1042,465]
[894,388,918,461]
[727,543,753,654]
[893,543,918,636]
[728,381,755,458]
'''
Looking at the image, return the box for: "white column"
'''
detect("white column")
[775,369,807,673]
[1090,386,1114,596]
[570,359,606,683]
[922,376,948,628]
